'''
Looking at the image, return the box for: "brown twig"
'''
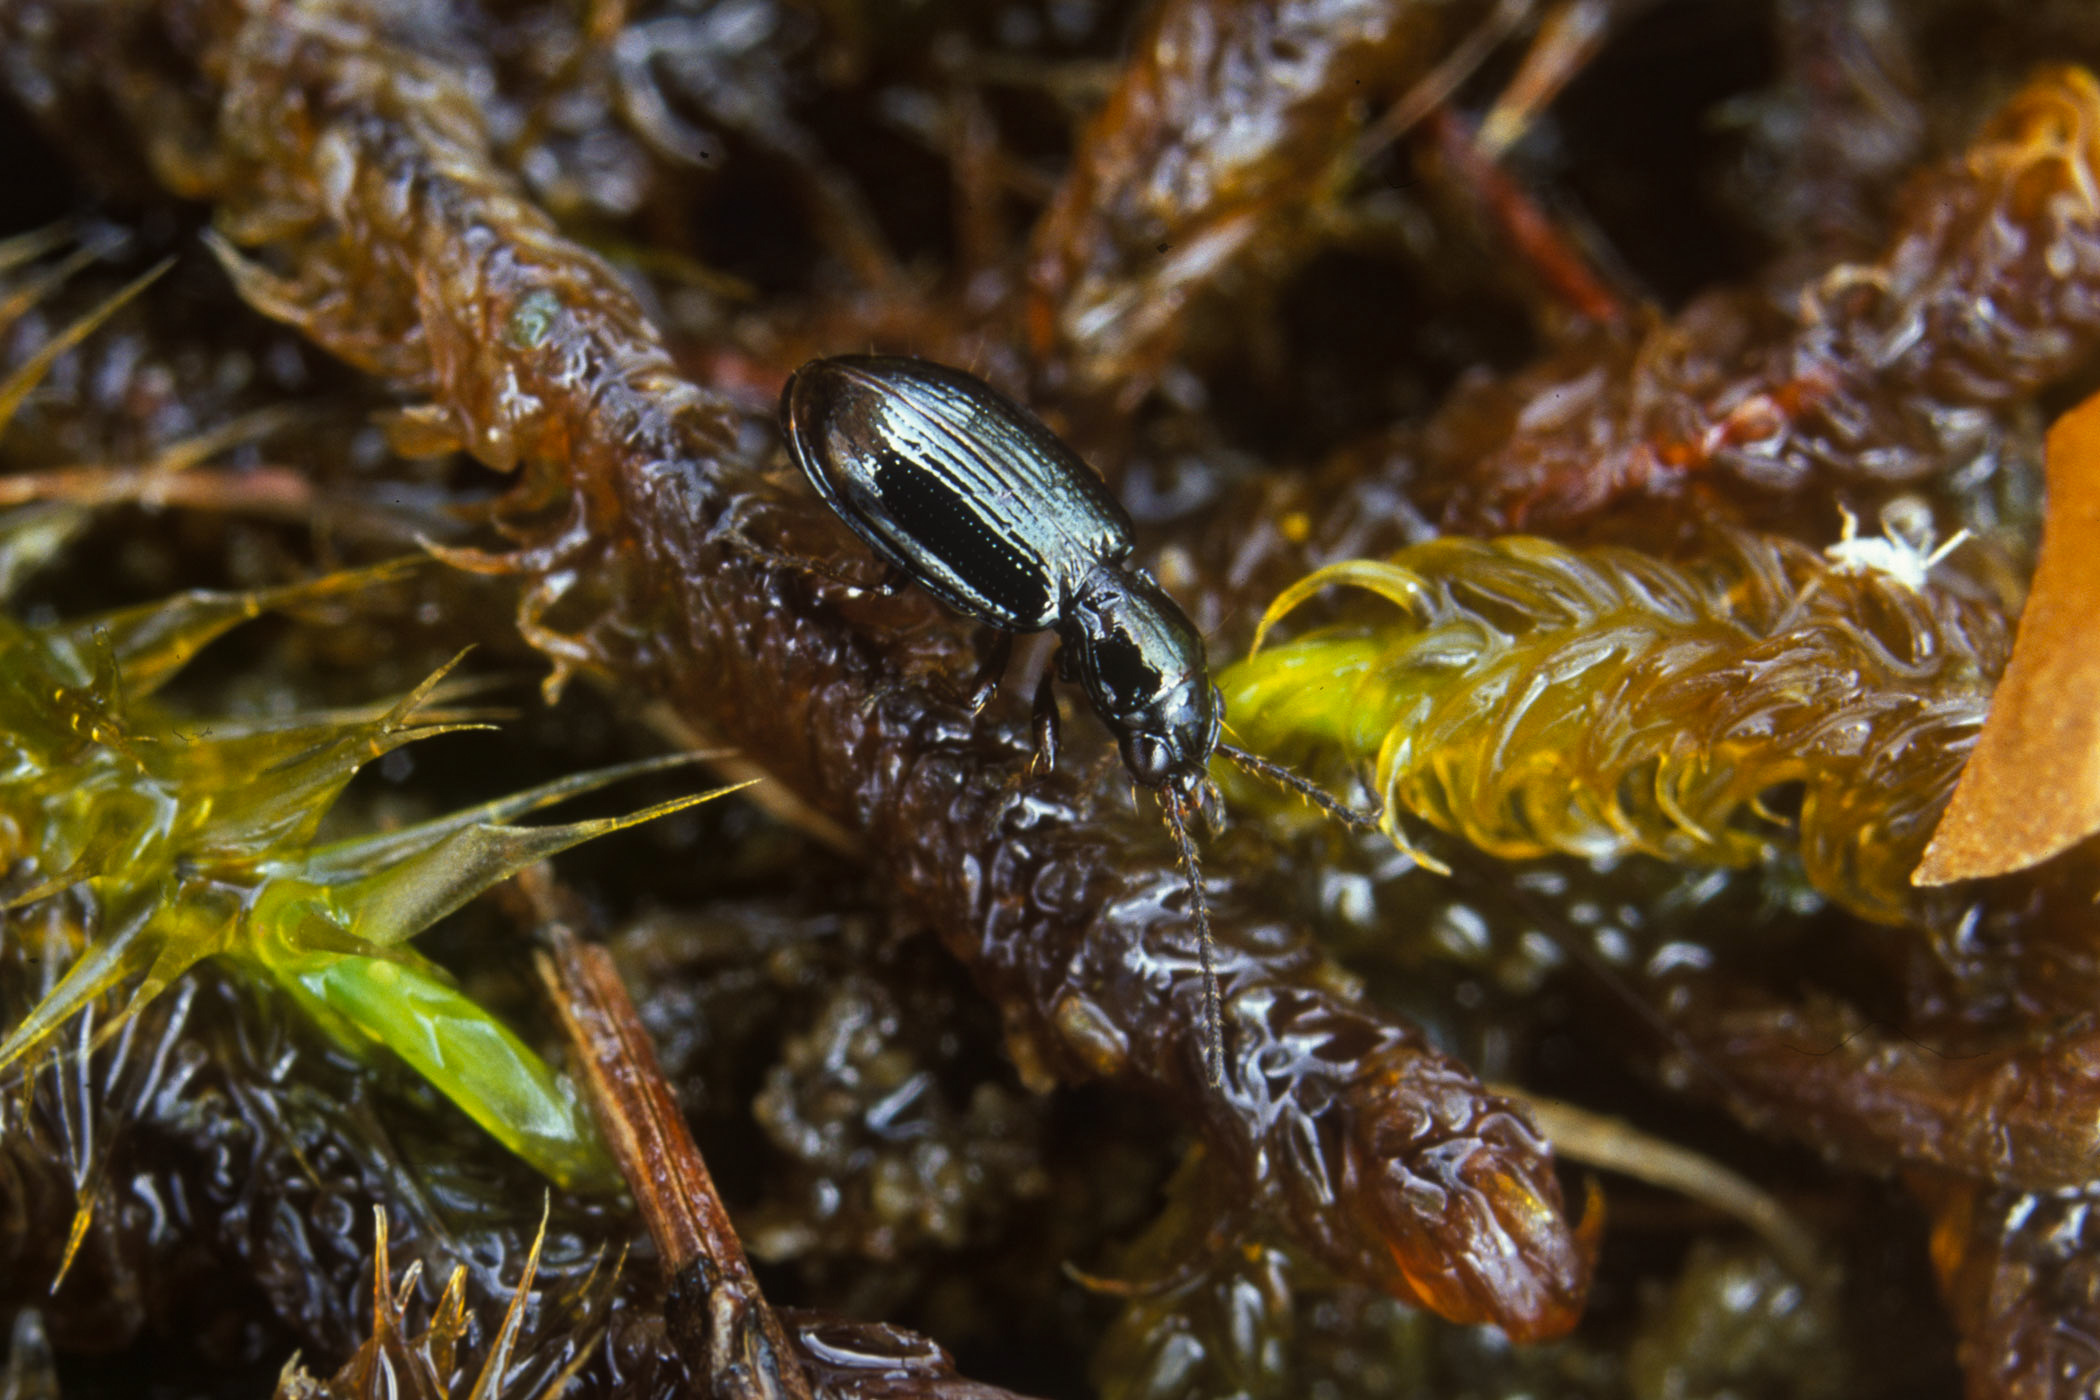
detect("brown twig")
[1426,106,1629,329]
[527,869,1051,1400]
[529,876,815,1400]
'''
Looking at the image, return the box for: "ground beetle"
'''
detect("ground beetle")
[780,355,1375,1086]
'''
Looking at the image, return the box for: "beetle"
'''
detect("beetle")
[780,354,1375,1087]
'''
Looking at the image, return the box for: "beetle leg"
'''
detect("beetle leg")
[864,563,912,598]
[860,631,1016,722]
[977,666,1061,844]
[1027,664,1061,776]
[962,632,1014,716]
[718,521,903,599]
[912,632,1010,717]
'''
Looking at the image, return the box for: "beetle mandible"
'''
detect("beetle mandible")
[780,355,1374,1087]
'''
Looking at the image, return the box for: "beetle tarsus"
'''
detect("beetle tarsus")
[962,633,1015,716]
[1027,668,1061,775]
[722,525,900,600]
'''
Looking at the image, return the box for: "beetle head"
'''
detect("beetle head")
[1119,680,1223,797]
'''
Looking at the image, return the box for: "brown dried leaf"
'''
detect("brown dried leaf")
[1914,390,2100,884]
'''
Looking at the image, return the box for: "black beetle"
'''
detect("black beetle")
[780,355,1373,1086]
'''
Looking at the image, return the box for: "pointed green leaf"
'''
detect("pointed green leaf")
[300,752,724,879]
[326,784,753,948]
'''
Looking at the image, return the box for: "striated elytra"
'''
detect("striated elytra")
[780,354,1374,1086]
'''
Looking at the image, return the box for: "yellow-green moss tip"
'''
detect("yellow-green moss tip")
[1218,534,1999,922]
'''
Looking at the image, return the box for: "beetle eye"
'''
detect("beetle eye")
[1126,733,1174,787]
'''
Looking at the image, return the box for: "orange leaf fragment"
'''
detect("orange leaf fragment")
[1915,390,2100,885]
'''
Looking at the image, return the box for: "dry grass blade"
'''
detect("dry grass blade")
[0,259,171,438]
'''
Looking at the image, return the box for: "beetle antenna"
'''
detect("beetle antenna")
[1216,741,1383,831]
[1159,794,1223,1088]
